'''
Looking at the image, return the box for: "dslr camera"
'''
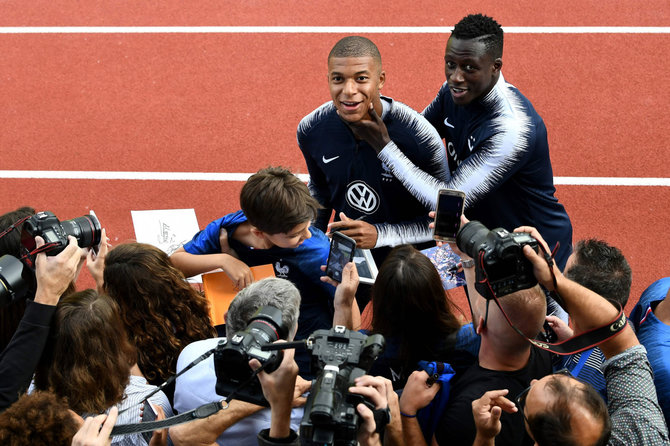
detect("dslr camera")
[214,305,288,406]
[300,326,385,446]
[20,211,102,268]
[0,210,102,307]
[456,220,539,299]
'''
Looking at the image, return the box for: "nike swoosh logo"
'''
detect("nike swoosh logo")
[322,155,340,164]
[444,117,454,128]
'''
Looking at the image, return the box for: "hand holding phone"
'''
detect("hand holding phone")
[326,232,356,282]
[433,189,466,243]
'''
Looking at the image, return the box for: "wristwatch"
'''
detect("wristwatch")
[461,258,475,269]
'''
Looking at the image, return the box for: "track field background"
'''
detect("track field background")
[1,2,669,317]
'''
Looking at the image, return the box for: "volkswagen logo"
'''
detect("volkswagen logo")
[346,181,379,214]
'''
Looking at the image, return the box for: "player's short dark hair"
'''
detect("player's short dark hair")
[240,166,320,235]
[528,376,611,446]
[565,239,632,308]
[328,36,382,66]
[452,14,503,59]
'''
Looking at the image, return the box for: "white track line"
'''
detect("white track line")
[0,26,668,34]
[1,171,669,186]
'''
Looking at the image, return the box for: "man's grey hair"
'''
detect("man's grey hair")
[226,278,301,339]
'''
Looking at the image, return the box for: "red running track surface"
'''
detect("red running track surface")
[1,3,669,315]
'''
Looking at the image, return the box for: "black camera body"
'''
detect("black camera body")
[214,305,288,407]
[456,221,539,299]
[0,211,101,307]
[20,211,102,268]
[300,326,385,446]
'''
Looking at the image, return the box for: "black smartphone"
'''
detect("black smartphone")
[433,189,466,243]
[326,231,356,282]
[141,400,157,443]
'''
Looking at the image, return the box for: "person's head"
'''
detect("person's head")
[327,36,386,123]
[103,242,216,383]
[240,166,320,249]
[34,289,135,414]
[371,245,461,363]
[476,285,546,353]
[564,239,632,309]
[520,372,611,446]
[445,14,503,106]
[0,391,81,446]
[226,277,301,340]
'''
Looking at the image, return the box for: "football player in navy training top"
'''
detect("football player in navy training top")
[297,35,450,265]
[344,14,573,273]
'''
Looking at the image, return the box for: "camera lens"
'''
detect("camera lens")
[456,221,490,259]
[0,255,28,307]
[61,215,102,250]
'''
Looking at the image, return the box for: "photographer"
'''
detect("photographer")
[170,278,309,446]
[473,226,669,445]
[0,235,83,411]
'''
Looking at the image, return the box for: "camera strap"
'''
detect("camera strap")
[111,350,272,437]
[475,249,628,356]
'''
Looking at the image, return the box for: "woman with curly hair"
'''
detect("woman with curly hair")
[33,289,172,445]
[103,243,216,401]
[367,245,476,389]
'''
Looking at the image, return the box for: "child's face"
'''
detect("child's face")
[264,221,312,249]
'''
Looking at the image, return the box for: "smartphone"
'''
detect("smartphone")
[433,189,466,243]
[141,400,157,443]
[326,231,356,282]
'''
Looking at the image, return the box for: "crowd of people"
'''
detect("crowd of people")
[0,12,668,446]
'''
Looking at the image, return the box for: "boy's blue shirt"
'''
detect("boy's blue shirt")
[183,210,335,343]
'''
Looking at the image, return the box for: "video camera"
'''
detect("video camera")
[0,210,102,307]
[214,305,288,406]
[456,220,539,300]
[300,326,385,446]
[213,315,385,445]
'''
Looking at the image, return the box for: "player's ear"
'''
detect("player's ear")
[492,58,502,74]
[378,70,386,90]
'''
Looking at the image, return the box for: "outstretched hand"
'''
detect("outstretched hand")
[338,103,391,154]
[328,212,378,249]
[472,389,517,445]
[321,261,359,306]
[514,226,562,291]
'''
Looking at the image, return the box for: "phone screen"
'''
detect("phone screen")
[433,190,465,242]
[141,400,157,443]
[326,232,356,282]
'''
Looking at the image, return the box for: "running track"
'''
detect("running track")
[1,2,669,315]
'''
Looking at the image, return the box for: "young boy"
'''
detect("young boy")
[170,167,336,356]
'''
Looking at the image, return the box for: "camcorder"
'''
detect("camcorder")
[0,211,102,307]
[300,326,385,446]
[214,315,386,445]
[456,220,539,300]
[214,305,288,406]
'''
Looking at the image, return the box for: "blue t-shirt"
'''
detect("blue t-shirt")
[183,210,334,344]
[630,277,670,426]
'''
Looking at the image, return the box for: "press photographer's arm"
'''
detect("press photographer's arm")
[252,343,301,446]
[516,226,638,358]
[0,236,83,411]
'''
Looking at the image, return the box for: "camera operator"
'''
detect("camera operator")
[473,226,669,445]
[0,235,83,412]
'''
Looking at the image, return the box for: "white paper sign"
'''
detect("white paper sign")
[131,208,202,282]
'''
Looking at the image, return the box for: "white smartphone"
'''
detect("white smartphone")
[433,189,466,243]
